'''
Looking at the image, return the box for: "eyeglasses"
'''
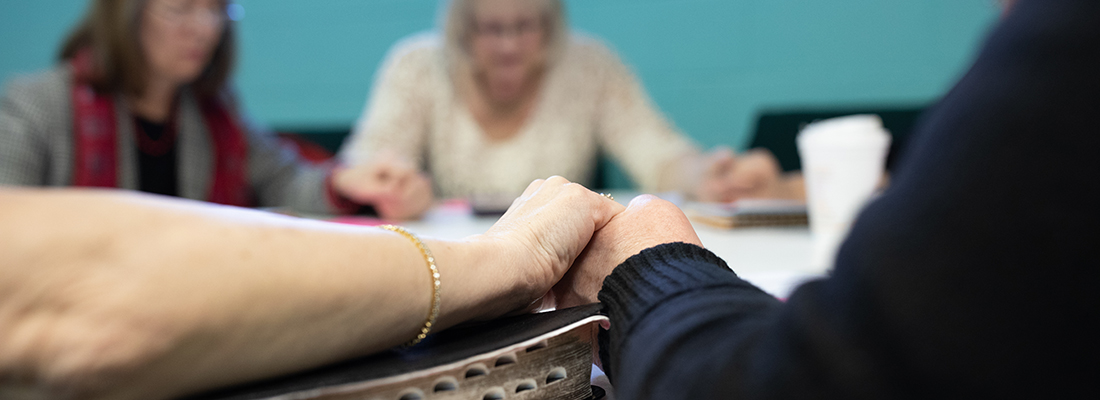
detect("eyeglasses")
[149,0,230,28]
[474,18,543,39]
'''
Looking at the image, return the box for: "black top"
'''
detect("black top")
[134,116,178,197]
[598,0,1100,398]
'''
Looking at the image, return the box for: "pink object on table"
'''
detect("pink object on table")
[327,199,474,227]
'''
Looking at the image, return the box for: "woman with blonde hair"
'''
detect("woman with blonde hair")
[339,0,804,214]
[0,0,422,218]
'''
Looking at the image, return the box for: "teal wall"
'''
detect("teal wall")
[1,0,999,150]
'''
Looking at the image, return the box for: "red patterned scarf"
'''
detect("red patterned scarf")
[70,51,252,206]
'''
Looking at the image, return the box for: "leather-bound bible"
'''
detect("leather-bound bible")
[183,304,607,400]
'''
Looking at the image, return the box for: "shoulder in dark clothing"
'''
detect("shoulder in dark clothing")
[597,1,1100,399]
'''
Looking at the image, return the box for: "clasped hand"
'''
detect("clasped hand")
[696,147,786,203]
[478,176,703,317]
[331,153,434,220]
[334,169,704,317]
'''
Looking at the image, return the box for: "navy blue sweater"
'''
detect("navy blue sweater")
[598,0,1100,398]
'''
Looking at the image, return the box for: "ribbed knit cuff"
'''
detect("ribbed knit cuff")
[596,242,737,380]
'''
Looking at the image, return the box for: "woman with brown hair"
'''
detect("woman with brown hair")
[0,0,428,219]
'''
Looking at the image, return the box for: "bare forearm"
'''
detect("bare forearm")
[0,189,513,399]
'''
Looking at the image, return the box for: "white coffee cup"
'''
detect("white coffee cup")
[797,114,891,271]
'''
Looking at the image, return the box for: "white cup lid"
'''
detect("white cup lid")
[797,114,892,148]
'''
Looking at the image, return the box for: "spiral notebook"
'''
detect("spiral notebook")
[684,199,809,229]
[183,304,607,400]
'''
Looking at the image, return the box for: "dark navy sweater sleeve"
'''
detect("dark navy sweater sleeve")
[598,0,1100,398]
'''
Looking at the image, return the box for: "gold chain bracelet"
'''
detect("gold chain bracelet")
[380,225,441,347]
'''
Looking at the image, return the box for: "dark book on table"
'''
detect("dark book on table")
[182,304,607,400]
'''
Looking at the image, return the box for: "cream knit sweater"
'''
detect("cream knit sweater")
[340,33,697,198]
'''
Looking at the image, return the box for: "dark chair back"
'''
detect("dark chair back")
[749,105,929,172]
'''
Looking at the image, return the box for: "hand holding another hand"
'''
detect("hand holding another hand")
[475,177,626,316]
[553,194,702,309]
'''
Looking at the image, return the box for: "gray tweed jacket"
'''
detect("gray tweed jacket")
[0,65,341,213]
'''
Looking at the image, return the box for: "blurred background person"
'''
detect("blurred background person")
[0,0,429,218]
[337,0,805,215]
[1,1,999,219]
